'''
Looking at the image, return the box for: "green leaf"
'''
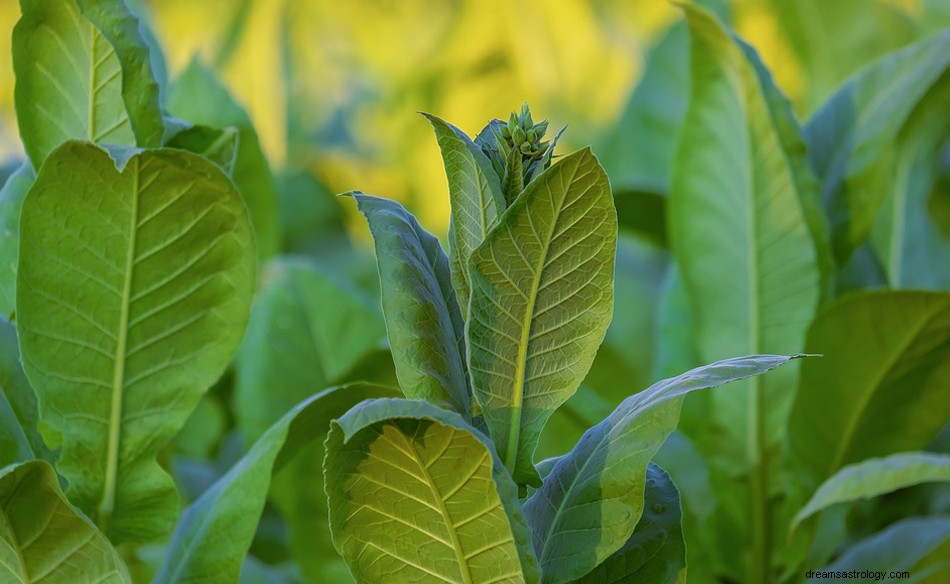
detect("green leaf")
[350,192,471,416]
[235,256,387,444]
[774,0,918,116]
[790,291,950,481]
[167,58,280,260]
[573,464,685,584]
[808,517,950,583]
[0,162,33,318]
[523,354,799,583]
[325,398,539,584]
[155,383,395,584]
[597,22,689,193]
[614,189,668,248]
[804,30,950,265]
[467,147,616,486]
[166,124,241,176]
[12,0,164,168]
[0,317,50,467]
[0,460,130,583]
[792,452,950,530]
[673,3,823,457]
[423,113,505,319]
[16,141,256,543]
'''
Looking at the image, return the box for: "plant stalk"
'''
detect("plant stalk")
[748,376,770,584]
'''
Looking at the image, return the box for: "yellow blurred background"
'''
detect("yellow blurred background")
[0,0,934,234]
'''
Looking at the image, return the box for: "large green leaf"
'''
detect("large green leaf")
[573,463,685,584]
[671,8,825,578]
[774,0,918,116]
[804,31,950,264]
[16,141,256,543]
[792,452,950,530]
[350,192,471,415]
[467,147,616,486]
[424,113,505,319]
[0,162,33,318]
[790,291,950,482]
[234,257,387,444]
[869,76,950,290]
[808,517,950,583]
[12,0,164,168]
[523,354,799,583]
[167,58,280,260]
[0,318,49,467]
[155,384,395,584]
[325,398,539,584]
[0,460,129,583]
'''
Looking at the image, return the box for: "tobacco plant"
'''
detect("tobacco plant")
[2,1,949,583]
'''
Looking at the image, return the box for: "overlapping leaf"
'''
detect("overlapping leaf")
[12,0,164,167]
[0,163,33,317]
[351,192,471,415]
[0,460,129,584]
[523,354,799,583]
[325,398,539,584]
[16,141,256,543]
[467,147,616,486]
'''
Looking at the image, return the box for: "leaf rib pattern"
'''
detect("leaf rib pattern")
[467,147,616,486]
[17,142,255,544]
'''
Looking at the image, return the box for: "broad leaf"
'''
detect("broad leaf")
[234,257,387,444]
[167,58,280,260]
[790,291,950,481]
[774,0,918,116]
[523,354,800,583]
[574,463,685,584]
[467,147,616,485]
[804,30,950,264]
[0,460,129,583]
[155,384,395,584]
[0,162,33,317]
[350,192,471,415]
[808,517,950,583]
[325,398,540,584]
[423,113,505,319]
[673,4,824,462]
[0,317,49,467]
[12,0,164,167]
[17,141,256,543]
[792,452,950,530]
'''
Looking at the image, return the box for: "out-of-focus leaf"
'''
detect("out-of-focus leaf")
[523,354,801,583]
[598,22,688,193]
[0,460,130,583]
[423,113,505,319]
[774,0,918,116]
[804,31,950,265]
[155,384,396,584]
[614,189,668,248]
[325,398,539,584]
[574,463,685,584]
[275,170,355,265]
[790,292,950,481]
[807,517,950,583]
[0,162,33,317]
[235,257,387,445]
[350,192,471,415]
[12,0,164,167]
[17,142,256,544]
[167,58,280,260]
[467,147,616,486]
[670,7,830,474]
[0,317,49,467]
[792,452,950,530]
[166,125,240,176]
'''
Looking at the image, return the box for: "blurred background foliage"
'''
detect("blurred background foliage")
[0,0,942,234]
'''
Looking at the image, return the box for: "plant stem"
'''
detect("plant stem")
[748,376,770,584]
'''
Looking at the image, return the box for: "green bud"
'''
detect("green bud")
[526,129,537,143]
[513,126,526,144]
[533,120,549,138]
[520,141,533,154]
[508,112,520,136]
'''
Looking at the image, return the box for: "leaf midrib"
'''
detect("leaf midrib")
[98,157,139,534]
[826,307,937,474]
